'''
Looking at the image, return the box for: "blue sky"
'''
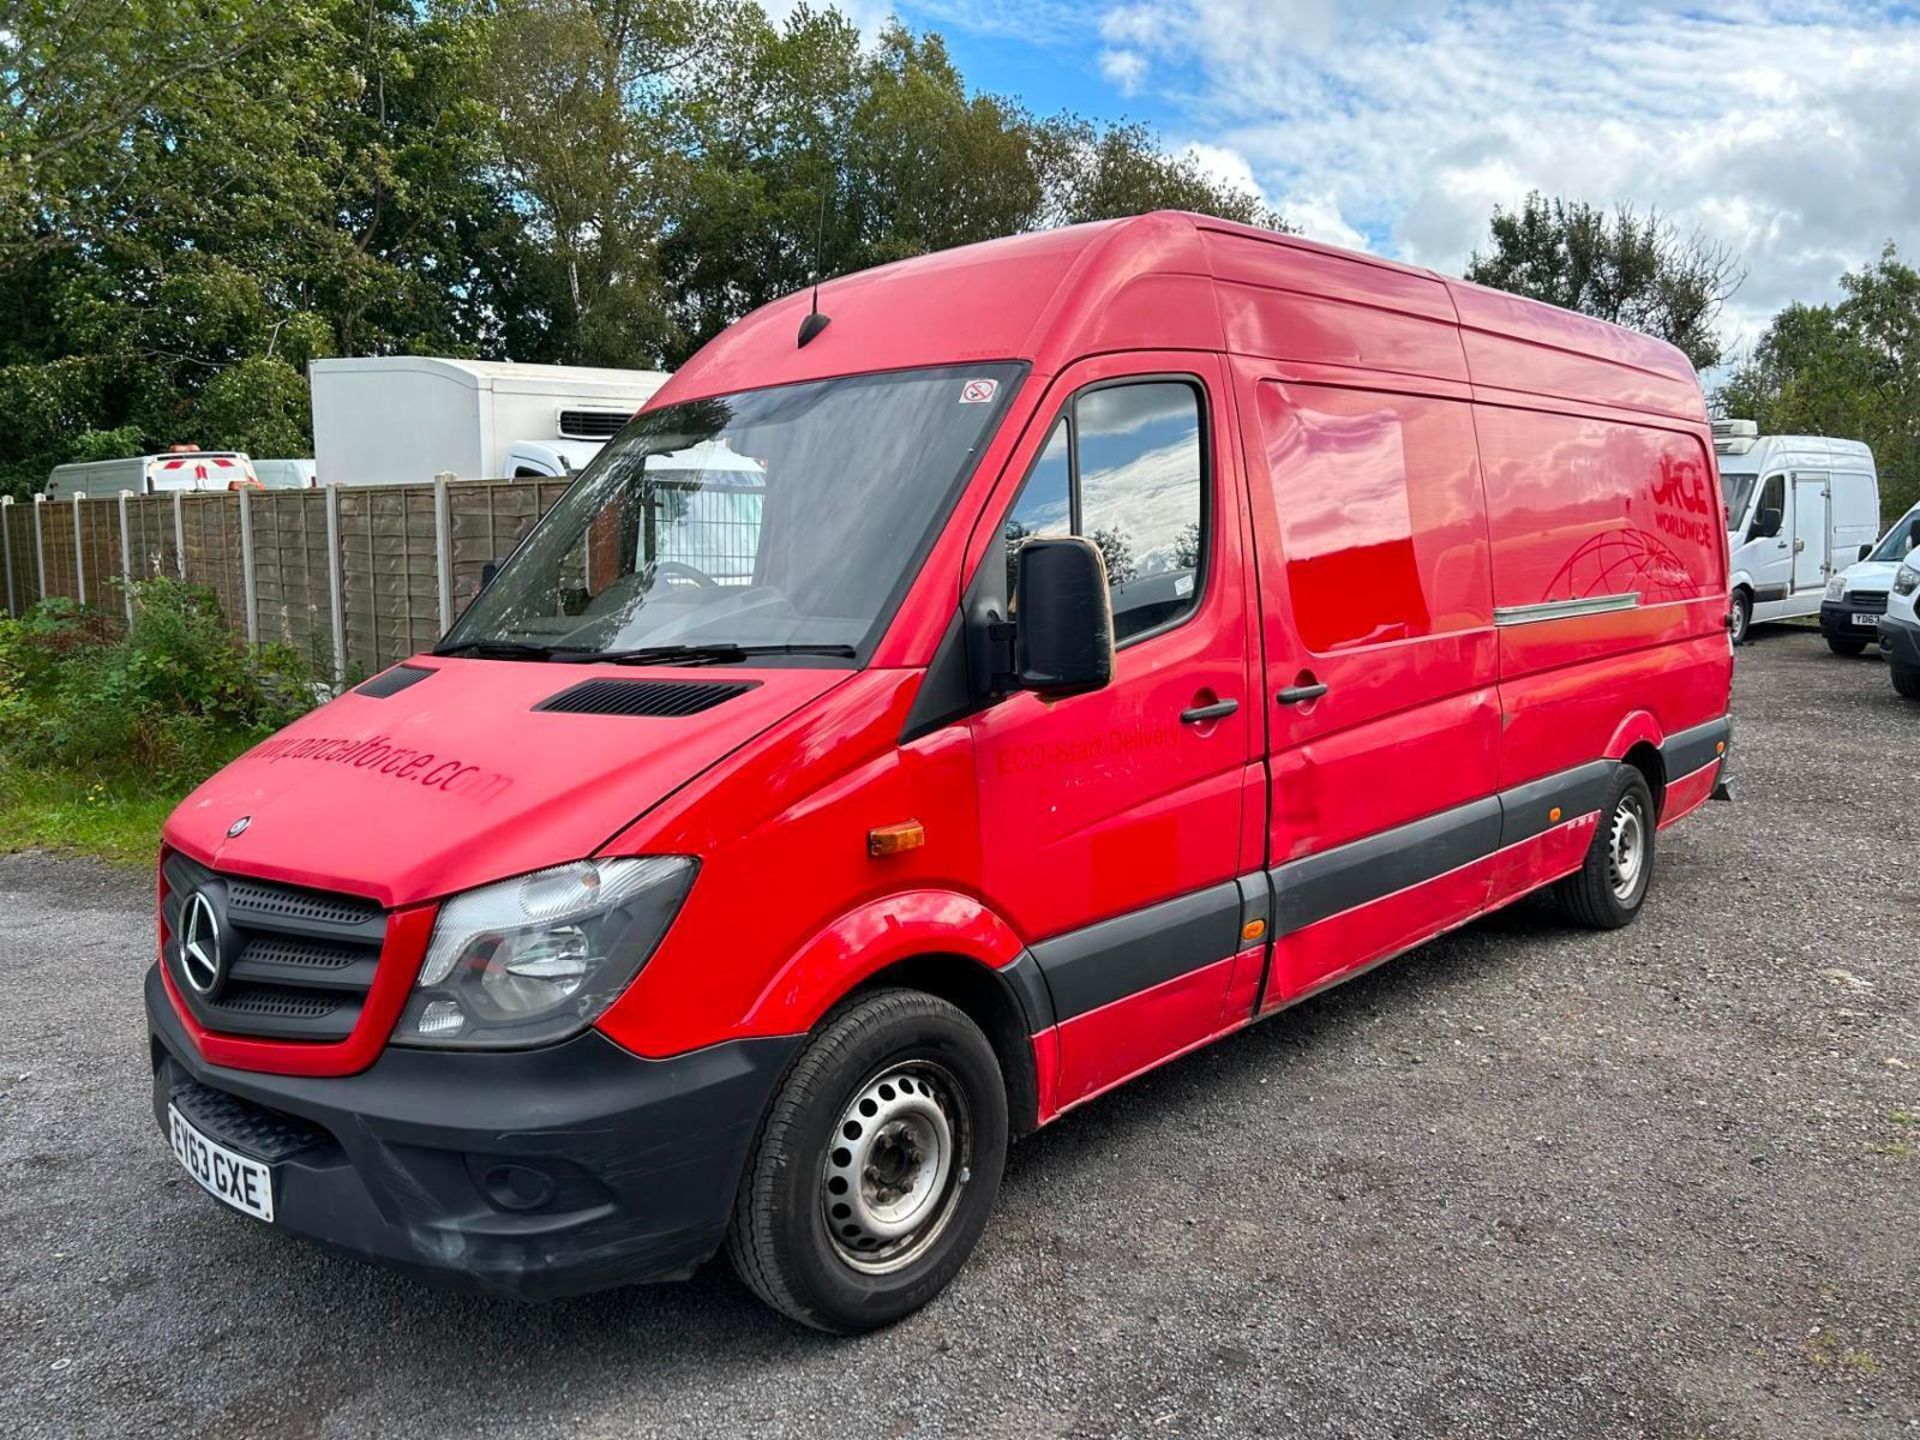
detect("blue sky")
[787,0,1920,359]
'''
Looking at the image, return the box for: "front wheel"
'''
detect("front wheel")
[1551,767,1657,929]
[1730,589,1753,646]
[726,989,1008,1333]
[1894,665,1920,700]
[1827,636,1867,657]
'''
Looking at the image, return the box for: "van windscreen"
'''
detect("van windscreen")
[1720,470,1757,527]
[442,363,1023,662]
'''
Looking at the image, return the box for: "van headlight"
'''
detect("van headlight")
[1895,564,1920,598]
[395,857,695,1049]
[1824,576,1847,600]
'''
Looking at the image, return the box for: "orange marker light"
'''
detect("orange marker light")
[1716,741,1726,755]
[1548,806,1562,823]
[867,821,926,858]
[1241,918,1267,943]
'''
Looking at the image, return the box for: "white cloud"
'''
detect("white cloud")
[1067,0,1920,357]
[1099,47,1149,94]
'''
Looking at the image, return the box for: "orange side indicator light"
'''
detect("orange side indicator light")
[1241,918,1267,943]
[1548,806,1562,823]
[868,821,925,858]
[1716,741,1726,755]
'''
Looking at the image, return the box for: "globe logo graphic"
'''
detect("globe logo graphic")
[1543,527,1694,603]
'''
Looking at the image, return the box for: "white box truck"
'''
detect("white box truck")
[309,358,670,486]
[1715,419,1880,644]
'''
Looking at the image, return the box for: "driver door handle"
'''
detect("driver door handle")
[1277,682,1329,705]
[1179,699,1240,724]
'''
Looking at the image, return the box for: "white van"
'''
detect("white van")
[1715,420,1879,644]
[309,358,668,485]
[1820,501,1920,655]
[45,450,260,499]
[252,458,317,489]
[1879,554,1920,698]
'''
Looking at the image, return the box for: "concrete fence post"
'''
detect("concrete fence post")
[433,472,455,634]
[237,485,258,645]
[117,490,135,625]
[32,494,46,600]
[0,496,14,617]
[70,492,87,605]
[325,482,346,685]
[173,490,186,579]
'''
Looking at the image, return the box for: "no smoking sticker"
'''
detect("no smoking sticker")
[959,378,998,404]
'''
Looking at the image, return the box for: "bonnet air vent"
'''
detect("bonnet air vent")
[356,664,435,698]
[534,678,759,718]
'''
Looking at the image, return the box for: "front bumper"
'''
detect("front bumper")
[147,963,797,1300]
[1878,610,1920,668]
[1820,599,1887,642]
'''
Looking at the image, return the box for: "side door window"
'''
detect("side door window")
[1747,473,1785,542]
[1000,380,1206,645]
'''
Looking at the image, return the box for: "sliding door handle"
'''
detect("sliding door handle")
[1179,699,1240,724]
[1276,682,1329,705]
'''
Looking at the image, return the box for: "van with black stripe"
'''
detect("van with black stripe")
[145,212,1734,1332]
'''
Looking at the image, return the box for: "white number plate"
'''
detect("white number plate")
[1853,613,1881,627]
[168,1105,274,1222]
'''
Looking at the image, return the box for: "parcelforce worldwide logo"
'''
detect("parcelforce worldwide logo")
[180,892,225,997]
[249,732,511,803]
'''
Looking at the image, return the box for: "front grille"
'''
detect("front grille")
[162,852,387,1043]
[1846,590,1888,611]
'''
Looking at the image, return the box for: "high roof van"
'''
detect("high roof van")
[1713,421,1879,644]
[146,213,1733,1332]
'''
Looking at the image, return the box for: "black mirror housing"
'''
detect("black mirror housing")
[1754,506,1783,540]
[1013,536,1114,697]
[1860,543,1874,561]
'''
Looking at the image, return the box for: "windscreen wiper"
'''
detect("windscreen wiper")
[431,639,561,660]
[558,642,859,666]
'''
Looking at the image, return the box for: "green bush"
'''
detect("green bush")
[0,578,316,786]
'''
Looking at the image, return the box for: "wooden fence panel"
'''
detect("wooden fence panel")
[179,494,248,638]
[249,489,333,667]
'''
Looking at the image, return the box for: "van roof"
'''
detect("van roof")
[309,356,669,395]
[654,210,1706,424]
[1712,434,1876,471]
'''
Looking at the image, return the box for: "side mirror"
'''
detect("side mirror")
[1753,506,1783,540]
[1861,543,1874,561]
[1012,536,1113,697]
[481,560,500,588]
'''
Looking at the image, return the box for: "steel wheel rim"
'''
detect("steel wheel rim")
[1731,600,1748,643]
[821,1060,970,1275]
[1608,794,1647,902]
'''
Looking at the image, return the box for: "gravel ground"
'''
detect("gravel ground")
[1,628,1915,1439]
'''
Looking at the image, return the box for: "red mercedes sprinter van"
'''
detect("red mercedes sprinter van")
[148,213,1732,1331]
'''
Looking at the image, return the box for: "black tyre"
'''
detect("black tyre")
[1827,636,1868,657]
[1894,665,1920,700]
[1729,589,1753,646]
[726,989,1008,1333]
[1551,767,1656,929]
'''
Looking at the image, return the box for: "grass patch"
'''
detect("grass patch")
[0,580,315,866]
[0,763,190,867]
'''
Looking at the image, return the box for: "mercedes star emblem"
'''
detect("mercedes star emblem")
[227,815,252,838]
[180,891,225,996]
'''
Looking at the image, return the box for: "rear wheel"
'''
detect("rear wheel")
[1729,589,1753,646]
[1894,666,1920,700]
[726,989,1008,1333]
[1827,636,1867,657]
[1551,767,1656,929]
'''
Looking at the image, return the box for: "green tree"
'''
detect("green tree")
[1467,191,1742,372]
[1717,244,1920,518]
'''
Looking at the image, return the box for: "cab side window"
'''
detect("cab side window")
[1000,380,1206,645]
[1748,473,1785,541]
